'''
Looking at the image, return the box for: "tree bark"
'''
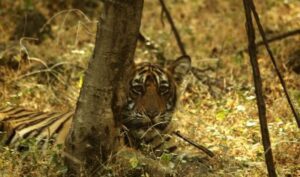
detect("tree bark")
[64,0,144,175]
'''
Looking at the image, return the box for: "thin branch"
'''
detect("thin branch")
[256,29,300,47]
[173,131,214,158]
[249,1,300,128]
[243,1,277,176]
[238,28,300,53]
[158,0,187,56]
[41,9,92,32]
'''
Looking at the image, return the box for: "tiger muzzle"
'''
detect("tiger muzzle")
[145,110,159,119]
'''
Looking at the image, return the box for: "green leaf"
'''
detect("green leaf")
[160,153,172,162]
[129,156,139,169]
[216,109,230,121]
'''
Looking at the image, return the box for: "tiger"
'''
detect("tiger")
[0,55,191,156]
[0,107,74,149]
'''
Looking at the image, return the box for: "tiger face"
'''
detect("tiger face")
[113,56,191,146]
[123,63,177,130]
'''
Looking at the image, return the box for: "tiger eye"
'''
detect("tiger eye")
[131,85,144,94]
[159,85,169,95]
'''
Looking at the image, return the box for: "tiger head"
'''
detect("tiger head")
[113,56,191,132]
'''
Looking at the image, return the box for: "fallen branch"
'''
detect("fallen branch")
[173,131,214,158]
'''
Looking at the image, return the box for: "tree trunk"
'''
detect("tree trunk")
[64,0,144,175]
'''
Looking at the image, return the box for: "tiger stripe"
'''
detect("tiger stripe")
[0,106,73,148]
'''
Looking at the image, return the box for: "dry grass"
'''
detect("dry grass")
[0,0,299,176]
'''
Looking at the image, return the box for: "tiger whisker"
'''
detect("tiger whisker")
[140,121,169,139]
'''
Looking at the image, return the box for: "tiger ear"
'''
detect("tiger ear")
[167,55,191,83]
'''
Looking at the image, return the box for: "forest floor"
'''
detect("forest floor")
[0,0,299,176]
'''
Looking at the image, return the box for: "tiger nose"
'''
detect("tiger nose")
[146,110,159,119]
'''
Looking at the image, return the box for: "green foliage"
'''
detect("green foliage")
[0,138,68,177]
[233,52,244,65]
[291,89,300,105]
[160,153,172,161]
[129,156,139,169]
[23,0,34,11]
[216,109,230,121]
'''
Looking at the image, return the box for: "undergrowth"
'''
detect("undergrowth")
[0,139,67,177]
